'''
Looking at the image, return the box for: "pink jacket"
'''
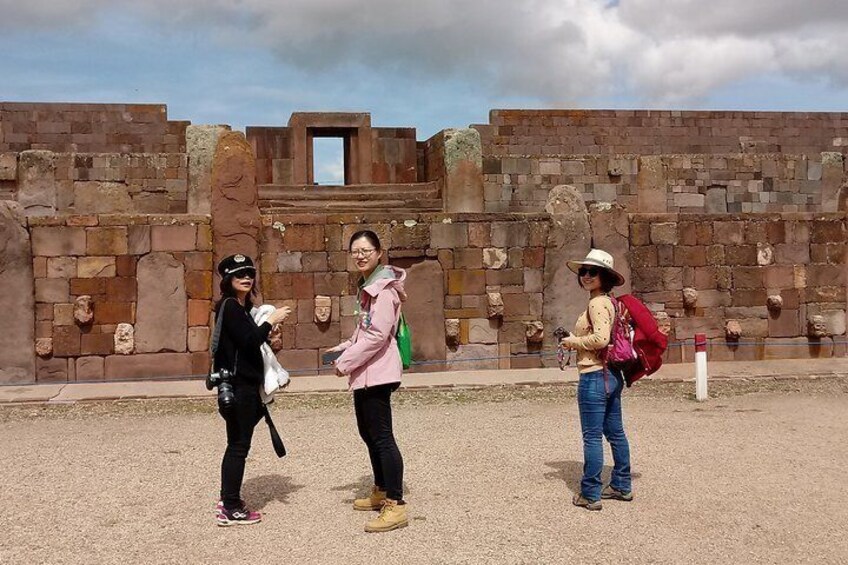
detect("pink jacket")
[335,266,406,390]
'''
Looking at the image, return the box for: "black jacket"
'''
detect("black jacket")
[214,299,272,390]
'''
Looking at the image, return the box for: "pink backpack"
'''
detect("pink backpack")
[587,296,639,387]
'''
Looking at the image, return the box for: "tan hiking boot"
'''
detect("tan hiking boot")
[353,486,387,511]
[601,485,633,502]
[572,493,602,511]
[364,499,408,532]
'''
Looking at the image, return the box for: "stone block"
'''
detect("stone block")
[302,252,328,272]
[81,332,114,356]
[447,270,485,295]
[524,269,543,293]
[43,259,76,282]
[295,323,340,349]
[104,353,193,380]
[127,225,151,255]
[31,226,87,257]
[36,357,68,383]
[763,338,833,360]
[277,349,318,372]
[53,325,81,357]
[69,277,105,296]
[290,273,315,299]
[86,227,128,255]
[188,327,211,352]
[186,271,213,299]
[454,248,483,270]
[35,278,70,303]
[390,223,430,249]
[313,273,348,296]
[430,223,468,249]
[77,257,116,278]
[0,153,16,180]
[106,277,137,302]
[188,300,212,327]
[769,309,799,338]
[468,318,499,344]
[276,252,303,272]
[94,302,134,325]
[673,317,724,339]
[76,356,105,381]
[713,221,745,245]
[491,222,528,248]
[705,187,728,213]
[468,223,491,247]
[136,253,186,353]
[482,247,507,269]
[151,225,198,252]
[446,344,498,370]
[503,293,530,318]
[650,223,677,245]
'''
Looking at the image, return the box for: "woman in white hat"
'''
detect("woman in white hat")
[560,249,633,511]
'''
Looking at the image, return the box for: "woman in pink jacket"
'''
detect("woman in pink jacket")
[325,230,408,533]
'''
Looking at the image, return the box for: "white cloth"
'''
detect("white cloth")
[250,305,290,404]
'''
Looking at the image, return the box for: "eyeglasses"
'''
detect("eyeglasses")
[578,266,600,278]
[349,248,377,258]
[233,271,256,280]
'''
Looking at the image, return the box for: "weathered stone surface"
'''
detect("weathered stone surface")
[725,320,742,341]
[35,338,53,358]
[314,295,332,323]
[136,253,187,353]
[188,327,211,352]
[391,258,446,366]
[487,292,504,318]
[114,323,134,355]
[682,287,698,309]
[445,319,460,344]
[525,320,544,344]
[74,295,94,326]
[543,185,591,363]
[443,128,484,213]
[277,252,303,272]
[446,344,498,370]
[36,357,68,382]
[211,131,260,298]
[17,150,56,215]
[468,318,498,344]
[104,353,193,380]
[654,311,672,335]
[0,153,17,180]
[637,156,667,213]
[757,243,774,266]
[77,257,116,278]
[767,295,783,312]
[0,203,35,383]
[76,356,105,381]
[74,182,134,213]
[807,315,828,338]
[705,187,728,214]
[483,247,507,269]
[187,125,230,215]
[589,203,631,295]
[31,226,86,256]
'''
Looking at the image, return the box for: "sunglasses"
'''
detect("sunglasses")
[578,266,600,278]
[233,271,256,280]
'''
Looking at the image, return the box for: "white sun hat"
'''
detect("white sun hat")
[566,248,625,287]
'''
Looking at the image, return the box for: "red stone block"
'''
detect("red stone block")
[674,246,707,267]
[94,302,134,324]
[733,266,764,289]
[486,269,524,286]
[806,264,845,287]
[468,223,491,247]
[724,245,757,266]
[76,357,105,381]
[447,270,486,295]
[768,309,799,337]
[150,225,198,252]
[115,255,137,277]
[53,325,81,357]
[762,266,795,290]
[31,227,87,256]
[81,332,114,355]
[810,220,845,243]
[86,227,128,255]
[188,300,212,326]
[276,349,318,373]
[70,277,106,296]
[106,277,137,301]
[36,358,69,383]
[192,351,211,375]
[712,221,745,245]
[283,225,325,251]
[291,273,315,299]
[314,272,348,296]
[295,323,341,349]
[774,244,810,265]
[262,273,293,299]
[185,271,213,299]
[104,353,193,380]
[523,247,545,269]
[731,289,767,307]
[184,252,213,271]
[503,294,530,318]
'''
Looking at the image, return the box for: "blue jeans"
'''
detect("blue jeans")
[577,368,631,501]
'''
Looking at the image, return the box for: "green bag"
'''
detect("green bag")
[396,313,412,370]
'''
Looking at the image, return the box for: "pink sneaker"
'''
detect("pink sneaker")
[213,499,244,515]
[216,506,262,527]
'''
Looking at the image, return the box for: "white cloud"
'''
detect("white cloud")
[2,0,848,105]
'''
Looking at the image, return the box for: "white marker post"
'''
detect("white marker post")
[694,333,708,401]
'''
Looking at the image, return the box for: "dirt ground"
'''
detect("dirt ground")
[1,379,847,565]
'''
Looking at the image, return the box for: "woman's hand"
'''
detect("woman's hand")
[325,343,346,354]
[335,366,345,377]
[560,336,577,350]
[267,306,292,326]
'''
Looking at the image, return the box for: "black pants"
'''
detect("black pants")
[220,389,263,510]
[353,382,404,501]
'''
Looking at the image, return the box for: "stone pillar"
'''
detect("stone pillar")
[187,125,230,215]
[135,253,187,353]
[17,150,57,215]
[543,185,592,366]
[211,131,261,279]
[390,258,447,372]
[589,202,632,296]
[442,128,484,213]
[0,202,36,383]
[637,156,667,213]
[821,152,844,212]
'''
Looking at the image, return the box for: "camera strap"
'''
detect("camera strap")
[210,298,238,374]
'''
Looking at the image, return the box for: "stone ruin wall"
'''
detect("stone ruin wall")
[2,102,848,385]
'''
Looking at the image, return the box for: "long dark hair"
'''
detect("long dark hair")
[214,273,258,314]
[577,269,617,293]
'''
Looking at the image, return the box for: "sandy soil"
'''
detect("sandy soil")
[1,381,846,564]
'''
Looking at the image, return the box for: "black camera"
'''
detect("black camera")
[553,327,570,341]
[206,368,235,411]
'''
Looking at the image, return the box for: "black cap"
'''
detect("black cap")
[217,254,256,277]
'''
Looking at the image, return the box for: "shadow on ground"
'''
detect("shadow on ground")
[242,474,304,510]
[544,460,641,494]
[332,475,413,503]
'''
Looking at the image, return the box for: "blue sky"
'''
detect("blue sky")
[2,1,847,183]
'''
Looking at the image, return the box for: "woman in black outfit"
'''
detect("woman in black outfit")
[212,254,290,527]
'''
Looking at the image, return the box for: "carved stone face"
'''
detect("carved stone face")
[766,295,783,312]
[725,319,742,340]
[74,295,94,326]
[445,319,460,344]
[682,287,698,309]
[314,295,332,324]
[525,320,544,343]
[807,315,828,338]
[487,292,504,319]
[653,311,672,336]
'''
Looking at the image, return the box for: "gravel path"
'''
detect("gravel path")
[2,381,847,564]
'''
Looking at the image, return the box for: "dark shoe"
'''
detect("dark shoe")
[216,506,262,527]
[601,486,633,501]
[572,493,602,511]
